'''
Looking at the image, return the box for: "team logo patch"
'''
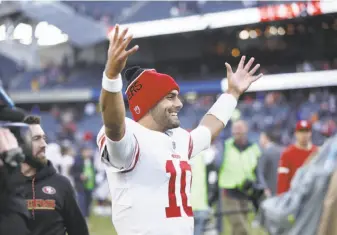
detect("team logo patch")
[134,106,141,114]
[42,186,56,195]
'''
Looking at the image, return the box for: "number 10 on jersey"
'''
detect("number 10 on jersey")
[165,160,193,218]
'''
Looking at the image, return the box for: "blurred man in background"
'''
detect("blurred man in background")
[218,120,261,235]
[45,143,62,173]
[191,139,221,235]
[21,115,89,235]
[71,144,95,220]
[59,141,75,185]
[93,149,111,217]
[257,128,284,196]
[277,120,318,195]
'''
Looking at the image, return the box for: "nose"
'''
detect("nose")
[175,97,183,110]
[40,138,47,148]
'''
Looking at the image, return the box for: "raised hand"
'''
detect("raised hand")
[105,24,139,79]
[225,56,263,99]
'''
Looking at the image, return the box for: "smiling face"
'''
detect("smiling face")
[150,90,183,131]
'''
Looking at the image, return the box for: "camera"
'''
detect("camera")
[0,105,32,170]
[0,123,31,170]
[0,105,43,170]
[240,179,266,211]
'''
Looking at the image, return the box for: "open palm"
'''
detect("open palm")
[226,56,263,97]
[105,24,139,79]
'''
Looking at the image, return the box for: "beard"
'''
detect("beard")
[34,150,48,165]
[166,115,180,129]
[35,156,48,165]
[151,108,180,131]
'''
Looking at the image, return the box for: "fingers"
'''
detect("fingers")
[124,45,139,58]
[250,73,263,83]
[0,128,19,154]
[112,24,119,44]
[117,27,129,45]
[6,129,18,147]
[244,57,255,71]
[238,56,246,70]
[0,128,8,153]
[109,25,128,48]
[2,129,11,146]
[110,25,138,58]
[116,33,139,59]
[248,63,260,76]
[225,63,233,76]
[116,34,133,55]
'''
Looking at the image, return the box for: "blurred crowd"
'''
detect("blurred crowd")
[1,57,334,92]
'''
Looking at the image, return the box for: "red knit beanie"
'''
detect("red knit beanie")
[125,67,179,121]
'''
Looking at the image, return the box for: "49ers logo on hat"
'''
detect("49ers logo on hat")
[42,186,56,195]
[134,106,141,114]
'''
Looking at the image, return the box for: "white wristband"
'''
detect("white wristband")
[102,72,123,93]
[207,93,238,126]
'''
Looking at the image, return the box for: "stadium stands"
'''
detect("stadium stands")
[63,1,304,24]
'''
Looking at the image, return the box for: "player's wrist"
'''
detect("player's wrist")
[105,60,120,79]
[207,93,238,126]
[226,88,240,100]
[102,72,123,93]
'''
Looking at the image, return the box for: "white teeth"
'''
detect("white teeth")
[171,112,177,116]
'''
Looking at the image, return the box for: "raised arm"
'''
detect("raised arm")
[98,25,140,171]
[101,25,138,141]
[190,56,262,157]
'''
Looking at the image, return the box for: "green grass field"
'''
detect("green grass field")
[88,215,116,235]
[88,213,267,235]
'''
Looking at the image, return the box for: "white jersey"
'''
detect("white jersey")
[97,118,211,235]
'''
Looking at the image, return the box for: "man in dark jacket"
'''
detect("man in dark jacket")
[21,115,89,235]
[257,128,284,196]
[71,144,95,219]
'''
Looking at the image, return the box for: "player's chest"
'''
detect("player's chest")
[144,131,189,159]
[139,133,191,180]
[138,132,191,177]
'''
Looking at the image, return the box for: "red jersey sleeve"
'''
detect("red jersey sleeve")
[277,150,291,195]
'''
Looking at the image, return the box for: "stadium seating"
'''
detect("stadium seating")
[62,1,304,24]
[0,55,21,88]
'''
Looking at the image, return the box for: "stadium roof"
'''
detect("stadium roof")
[19,1,107,47]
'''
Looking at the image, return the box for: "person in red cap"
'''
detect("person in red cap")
[277,120,318,195]
[96,25,263,235]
